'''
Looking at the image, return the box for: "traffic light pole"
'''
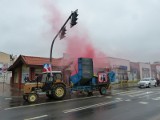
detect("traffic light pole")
[49,10,76,69]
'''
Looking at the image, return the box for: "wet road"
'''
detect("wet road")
[1,87,160,120]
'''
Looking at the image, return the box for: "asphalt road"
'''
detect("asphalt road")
[0,87,160,120]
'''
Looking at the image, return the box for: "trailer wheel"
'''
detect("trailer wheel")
[99,86,107,95]
[27,93,38,103]
[52,84,66,100]
[23,95,28,101]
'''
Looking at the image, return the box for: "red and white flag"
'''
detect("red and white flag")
[43,64,52,72]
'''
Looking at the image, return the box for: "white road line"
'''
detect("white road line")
[4,95,99,110]
[139,92,160,98]
[116,98,123,100]
[24,115,48,120]
[152,97,160,101]
[125,99,131,102]
[124,91,144,95]
[105,96,112,99]
[129,92,153,97]
[139,102,148,105]
[5,98,12,100]
[116,90,142,95]
[63,99,123,113]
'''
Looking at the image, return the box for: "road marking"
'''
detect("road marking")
[139,101,148,104]
[116,90,142,95]
[129,91,153,97]
[139,92,160,98]
[5,98,12,100]
[152,97,160,101]
[124,91,144,95]
[116,98,122,100]
[105,96,112,99]
[125,99,131,101]
[63,99,123,113]
[24,115,48,120]
[4,95,100,110]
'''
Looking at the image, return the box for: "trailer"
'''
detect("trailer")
[70,58,115,96]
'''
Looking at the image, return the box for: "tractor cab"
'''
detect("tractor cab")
[41,71,63,91]
[41,71,62,82]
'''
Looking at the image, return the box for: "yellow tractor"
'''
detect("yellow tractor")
[23,71,66,103]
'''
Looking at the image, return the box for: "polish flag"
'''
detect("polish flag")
[43,64,52,72]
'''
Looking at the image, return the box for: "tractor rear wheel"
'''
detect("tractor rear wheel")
[27,93,38,103]
[52,84,66,100]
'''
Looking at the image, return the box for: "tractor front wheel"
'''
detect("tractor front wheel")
[27,93,38,103]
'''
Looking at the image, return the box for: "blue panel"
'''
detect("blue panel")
[70,73,80,85]
[91,77,97,85]
[108,71,116,82]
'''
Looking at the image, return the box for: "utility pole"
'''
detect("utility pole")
[49,9,78,71]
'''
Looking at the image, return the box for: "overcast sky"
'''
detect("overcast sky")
[0,0,160,63]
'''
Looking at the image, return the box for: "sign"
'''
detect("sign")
[119,66,127,70]
[0,63,8,75]
[98,73,108,83]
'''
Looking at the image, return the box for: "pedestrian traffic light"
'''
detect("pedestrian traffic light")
[70,10,78,28]
[59,26,67,40]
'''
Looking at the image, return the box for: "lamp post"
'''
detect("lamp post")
[49,9,78,70]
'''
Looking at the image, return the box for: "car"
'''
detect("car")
[137,77,157,88]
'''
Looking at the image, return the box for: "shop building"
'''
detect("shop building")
[108,57,130,82]
[8,55,72,90]
[139,62,151,79]
[130,62,140,80]
[0,52,16,84]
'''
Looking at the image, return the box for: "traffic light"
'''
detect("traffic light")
[59,26,67,40]
[70,10,78,27]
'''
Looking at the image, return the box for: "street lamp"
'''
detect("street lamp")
[49,9,78,71]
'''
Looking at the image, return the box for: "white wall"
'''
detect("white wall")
[139,62,151,79]
[108,57,130,82]
[108,57,130,71]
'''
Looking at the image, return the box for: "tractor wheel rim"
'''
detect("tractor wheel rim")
[55,87,64,97]
[30,95,36,102]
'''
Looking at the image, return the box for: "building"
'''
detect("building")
[139,62,151,79]
[107,57,130,82]
[8,55,72,90]
[151,62,160,80]
[130,62,140,80]
[0,52,16,84]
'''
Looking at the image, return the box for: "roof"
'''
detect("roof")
[21,55,63,66]
[8,55,72,71]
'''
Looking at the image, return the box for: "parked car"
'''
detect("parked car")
[137,78,157,88]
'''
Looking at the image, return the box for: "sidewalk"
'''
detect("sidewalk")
[0,83,23,97]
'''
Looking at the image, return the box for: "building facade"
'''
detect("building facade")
[0,52,16,84]
[139,62,151,79]
[108,57,130,82]
[130,62,140,80]
[8,55,72,89]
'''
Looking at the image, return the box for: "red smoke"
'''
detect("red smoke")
[43,0,109,74]
[43,0,63,32]
[66,34,95,58]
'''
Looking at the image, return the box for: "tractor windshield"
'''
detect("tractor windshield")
[41,73,62,82]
